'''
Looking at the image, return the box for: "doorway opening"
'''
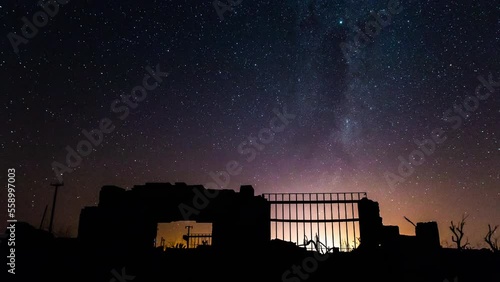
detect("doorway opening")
[155,221,212,250]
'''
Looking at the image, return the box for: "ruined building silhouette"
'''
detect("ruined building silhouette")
[78,182,440,252]
[3,182,499,282]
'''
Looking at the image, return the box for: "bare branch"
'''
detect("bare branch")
[404,216,416,227]
[484,224,499,252]
[449,214,468,250]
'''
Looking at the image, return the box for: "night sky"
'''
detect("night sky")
[2,0,499,247]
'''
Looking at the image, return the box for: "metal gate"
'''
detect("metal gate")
[263,192,367,252]
[183,233,212,248]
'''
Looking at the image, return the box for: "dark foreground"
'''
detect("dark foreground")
[1,223,499,282]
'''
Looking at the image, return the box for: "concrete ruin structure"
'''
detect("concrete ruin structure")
[78,183,440,252]
[78,182,270,251]
[358,198,441,251]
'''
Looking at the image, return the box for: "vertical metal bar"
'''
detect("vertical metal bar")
[330,193,334,250]
[309,193,312,250]
[344,193,348,251]
[337,193,341,250]
[296,194,299,246]
[276,195,279,239]
[316,194,320,245]
[351,193,357,248]
[324,193,327,249]
[275,194,278,239]
[282,194,285,241]
[289,194,291,242]
[302,194,305,248]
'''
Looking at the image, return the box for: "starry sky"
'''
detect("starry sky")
[1,0,499,247]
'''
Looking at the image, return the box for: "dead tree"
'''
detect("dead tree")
[450,214,469,249]
[484,224,499,252]
[449,214,469,250]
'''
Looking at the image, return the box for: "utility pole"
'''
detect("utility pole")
[48,182,64,235]
[185,226,193,248]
